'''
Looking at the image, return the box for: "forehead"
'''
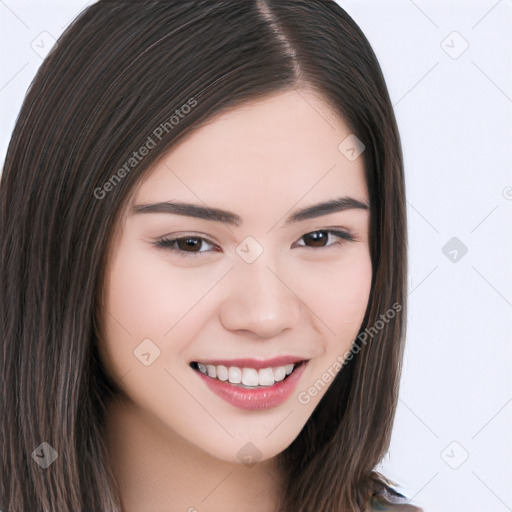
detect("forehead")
[130,89,367,226]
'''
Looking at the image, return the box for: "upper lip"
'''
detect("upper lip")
[192,356,308,369]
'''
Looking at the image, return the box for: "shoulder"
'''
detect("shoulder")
[367,486,423,511]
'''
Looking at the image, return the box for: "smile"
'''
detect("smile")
[190,358,309,410]
[191,361,298,388]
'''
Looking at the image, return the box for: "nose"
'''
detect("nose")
[219,257,301,338]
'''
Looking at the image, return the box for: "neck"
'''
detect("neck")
[103,398,283,512]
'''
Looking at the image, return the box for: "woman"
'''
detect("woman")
[1,1,421,510]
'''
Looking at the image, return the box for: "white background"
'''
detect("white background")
[1,1,511,511]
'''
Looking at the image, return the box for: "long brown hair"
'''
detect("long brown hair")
[1,1,416,510]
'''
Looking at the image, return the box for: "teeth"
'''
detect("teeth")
[228,366,242,384]
[258,368,274,386]
[216,365,228,381]
[242,368,259,386]
[195,362,299,387]
[273,366,286,382]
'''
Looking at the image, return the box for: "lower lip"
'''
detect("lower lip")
[195,363,307,410]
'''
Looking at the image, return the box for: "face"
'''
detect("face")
[99,89,372,464]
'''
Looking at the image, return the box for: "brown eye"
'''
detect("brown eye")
[303,231,329,247]
[297,229,354,249]
[176,237,203,252]
[154,235,217,257]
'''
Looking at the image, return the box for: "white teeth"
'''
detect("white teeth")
[242,368,259,386]
[195,361,300,386]
[216,365,228,381]
[228,366,242,384]
[273,366,286,382]
[258,368,275,386]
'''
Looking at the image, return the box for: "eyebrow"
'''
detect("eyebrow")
[131,196,369,226]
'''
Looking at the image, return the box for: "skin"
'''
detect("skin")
[100,88,372,512]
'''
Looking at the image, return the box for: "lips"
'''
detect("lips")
[190,357,308,410]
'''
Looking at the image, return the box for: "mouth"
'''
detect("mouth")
[189,357,309,410]
[189,360,307,389]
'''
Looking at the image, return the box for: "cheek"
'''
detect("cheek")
[104,243,224,336]
[293,249,372,407]
[100,241,233,377]
[296,249,372,341]
[100,242,188,376]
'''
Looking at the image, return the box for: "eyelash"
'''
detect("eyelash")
[153,229,355,258]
